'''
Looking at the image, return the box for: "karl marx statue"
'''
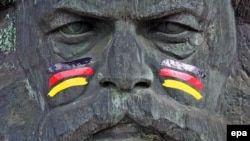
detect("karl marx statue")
[1,0,249,141]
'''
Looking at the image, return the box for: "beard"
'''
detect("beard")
[37,84,226,141]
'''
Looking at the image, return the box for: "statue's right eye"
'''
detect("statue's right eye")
[59,22,94,35]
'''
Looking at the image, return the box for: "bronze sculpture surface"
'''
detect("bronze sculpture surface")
[0,0,249,141]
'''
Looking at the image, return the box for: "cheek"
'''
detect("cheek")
[157,61,205,107]
[45,60,95,107]
[47,86,86,107]
[41,33,111,108]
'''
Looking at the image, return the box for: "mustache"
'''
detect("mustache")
[38,89,226,141]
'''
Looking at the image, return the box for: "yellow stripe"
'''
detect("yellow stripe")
[48,77,88,97]
[162,79,203,100]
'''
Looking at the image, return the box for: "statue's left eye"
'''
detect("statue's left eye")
[59,22,93,35]
[150,22,191,34]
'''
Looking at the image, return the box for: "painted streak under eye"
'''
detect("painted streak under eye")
[48,57,94,73]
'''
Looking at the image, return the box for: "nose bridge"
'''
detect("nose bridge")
[108,20,141,78]
[102,20,152,90]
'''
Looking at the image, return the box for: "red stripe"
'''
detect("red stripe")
[159,68,202,91]
[49,67,94,87]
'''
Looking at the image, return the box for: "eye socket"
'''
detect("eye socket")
[150,22,193,34]
[59,22,94,35]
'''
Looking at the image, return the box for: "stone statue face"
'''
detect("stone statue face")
[17,0,236,140]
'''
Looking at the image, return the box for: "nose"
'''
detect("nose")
[100,78,152,91]
[99,20,153,91]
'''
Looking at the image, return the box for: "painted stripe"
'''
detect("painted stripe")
[48,77,88,97]
[48,57,93,73]
[49,67,93,87]
[161,59,206,78]
[162,79,203,100]
[159,68,202,91]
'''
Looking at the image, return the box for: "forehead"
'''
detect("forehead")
[37,0,208,19]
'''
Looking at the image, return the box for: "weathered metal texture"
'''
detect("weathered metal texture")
[0,0,249,141]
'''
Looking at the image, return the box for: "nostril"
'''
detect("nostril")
[100,81,117,88]
[134,81,151,89]
[100,78,151,90]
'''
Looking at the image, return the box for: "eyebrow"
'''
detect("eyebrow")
[51,0,105,19]
[49,0,205,21]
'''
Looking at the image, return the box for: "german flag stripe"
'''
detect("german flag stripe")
[162,79,203,100]
[159,68,202,91]
[48,57,93,73]
[48,77,88,97]
[161,59,206,78]
[49,67,93,87]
